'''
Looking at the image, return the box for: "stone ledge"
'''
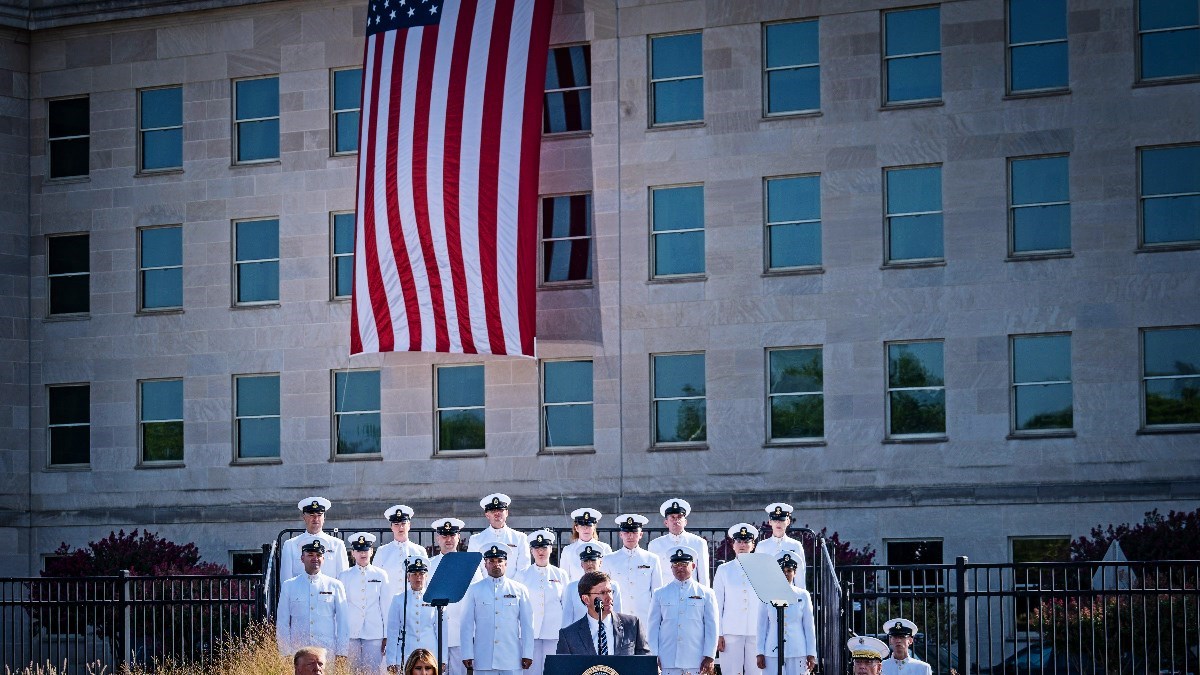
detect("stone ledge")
[0,0,283,31]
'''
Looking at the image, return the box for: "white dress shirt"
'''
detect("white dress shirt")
[386,586,443,666]
[514,563,569,639]
[607,546,664,624]
[648,578,719,670]
[587,614,616,655]
[337,563,390,640]
[648,532,711,586]
[280,531,349,582]
[882,655,933,675]
[713,560,756,636]
[459,575,535,671]
[276,572,350,656]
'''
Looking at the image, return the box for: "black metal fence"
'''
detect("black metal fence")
[0,571,265,673]
[840,558,1200,675]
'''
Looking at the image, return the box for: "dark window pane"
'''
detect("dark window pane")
[437,365,483,408]
[236,220,279,260]
[140,87,182,129]
[889,343,945,387]
[1012,538,1070,563]
[141,227,182,268]
[334,370,381,412]
[544,360,592,404]
[889,390,946,435]
[543,240,592,283]
[770,349,822,394]
[543,89,592,133]
[334,213,356,254]
[1015,383,1073,430]
[1011,42,1068,91]
[889,214,943,260]
[887,54,942,102]
[771,394,824,439]
[48,236,89,274]
[49,138,89,179]
[885,8,940,56]
[238,417,281,458]
[654,230,704,275]
[1010,0,1067,43]
[237,375,280,417]
[237,119,280,162]
[237,261,279,303]
[142,380,183,421]
[438,409,485,450]
[235,78,279,119]
[1012,157,1069,204]
[542,194,593,238]
[48,98,89,138]
[143,421,183,462]
[654,353,705,398]
[888,540,943,565]
[1013,204,1071,252]
[1141,29,1200,79]
[1145,378,1200,425]
[333,69,363,110]
[545,404,593,447]
[766,21,818,68]
[1142,146,1200,196]
[769,223,821,268]
[653,78,703,124]
[49,386,89,424]
[1144,328,1200,377]
[335,257,354,297]
[546,46,591,89]
[887,167,941,213]
[143,128,183,171]
[653,186,703,232]
[1140,0,1200,31]
[337,412,381,454]
[651,33,702,79]
[655,399,706,443]
[766,67,820,114]
[231,552,264,575]
[768,176,820,223]
[49,276,89,315]
[335,112,360,153]
[50,426,90,465]
[1143,195,1200,244]
[143,268,182,309]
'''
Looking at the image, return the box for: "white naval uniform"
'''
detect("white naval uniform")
[459,575,534,675]
[374,539,428,599]
[756,583,816,675]
[430,552,483,675]
[385,586,443,668]
[338,564,390,674]
[559,539,614,581]
[714,560,761,675]
[276,572,350,657]
[280,531,349,582]
[607,546,664,625]
[560,577,624,631]
[648,577,719,675]
[467,526,530,577]
[648,533,711,586]
[756,537,805,589]
[514,563,568,675]
[882,656,933,675]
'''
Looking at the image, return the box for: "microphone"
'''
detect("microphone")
[593,595,603,619]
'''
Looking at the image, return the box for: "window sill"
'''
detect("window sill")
[230,159,281,169]
[330,453,382,462]
[761,110,822,121]
[45,463,91,472]
[44,314,90,322]
[231,302,281,310]
[1136,242,1200,254]
[137,308,184,316]
[1137,426,1200,435]
[330,296,351,303]
[43,176,91,186]
[136,168,184,178]
[881,260,946,270]
[136,461,185,469]
[538,446,596,456]
[330,151,358,159]
[1003,88,1070,101]
[763,266,823,278]
[543,130,593,140]
[231,457,283,466]
[880,100,944,112]
[882,435,948,445]
[648,274,706,285]
[1006,251,1073,262]
[431,450,487,459]
[539,280,595,291]
[1134,75,1200,89]
[648,443,708,453]
[763,440,826,449]
[647,121,705,132]
[1006,430,1076,440]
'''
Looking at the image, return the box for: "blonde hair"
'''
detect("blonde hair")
[404,648,439,675]
[294,646,327,666]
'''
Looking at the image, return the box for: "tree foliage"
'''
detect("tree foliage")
[1069,508,1200,562]
[43,529,228,578]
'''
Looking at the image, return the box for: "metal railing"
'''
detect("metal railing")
[840,558,1200,675]
[1,572,265,672]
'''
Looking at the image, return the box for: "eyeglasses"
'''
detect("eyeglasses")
[587,589,615,596]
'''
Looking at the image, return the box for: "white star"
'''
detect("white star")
[399,0,405,5]
[389,9,396,18]
[375,15,381,24]
[383,0,388,5]
[407,7,415,16]
[429,4,437,13]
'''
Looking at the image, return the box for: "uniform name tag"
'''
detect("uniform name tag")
[368,579,382,583]
[506,543,516,547]
[549,579,561,583]
[638,565,652,569]
[689,595,703,599]
[504,594,517,598]
[320,591,334,595]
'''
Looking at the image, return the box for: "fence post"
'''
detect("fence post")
[955,556,969,675]
[260,543,273,620]
[118,569,132,669]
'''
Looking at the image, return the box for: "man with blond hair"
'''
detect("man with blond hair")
[294,646,327,675]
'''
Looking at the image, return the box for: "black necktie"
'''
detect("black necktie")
[597,619,608,655]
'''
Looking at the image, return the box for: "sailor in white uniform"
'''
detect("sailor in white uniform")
[514,530,568,675]
[386,557,441,671]
[460,545,535,675]
[647,499,711,586]
[715,523,761,675]
[881,618,932,675]
[277,539,351,660]
[374,505,428,600]
[757,504,805,589]
[560,544,624,629]
[339,532,390,675]
[280,497,349,582]
[848,636,889,675]
[648,545,719,675]
[428,518,479,675]
[559,509,613,581]
[466,494,529,577]
[606,514,664,625]
[755,551,816,675]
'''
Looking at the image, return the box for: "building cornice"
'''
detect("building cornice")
[0,0,280,31]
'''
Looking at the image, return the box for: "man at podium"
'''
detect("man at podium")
[555,571,649,656]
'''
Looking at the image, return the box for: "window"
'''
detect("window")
[139,226,183,311]
[235,374,280,460]
[233,218,279,305]
[766,175,821,270]
[885,165,942,263]
[1007,0,1068,94]
[233,76,279,163]
[331,68,362,154]
[886,341,945,438]
[1012,538,1071,633]
[650,185,704,277]
[652,352,706,446]
[1137,0,1200,81]
[331,212,355,299]
[649,32,703,126]
[231,550,264,575]
[48,384,89,466]
[542,360,594,450]
[47,97,89,179]
[540,194,592,285]
[1011,334,1072,433]
[1009,155,1070,255]
[1139,145,1200,247]
[333,369,381,455]
[139,86,183,172]
[763,20,819,115]
[767,348,823,442]
[435,365,485,452]
[47,234,89,316]
[140,378,183,464]
[886,539,944,591]
[1142,326,1200,428]
[883,7,941,104]
[544,45,591,133]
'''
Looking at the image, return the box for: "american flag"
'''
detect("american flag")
[350,0,553,356]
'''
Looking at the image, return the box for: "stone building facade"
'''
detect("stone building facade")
[0,0,1197,576]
